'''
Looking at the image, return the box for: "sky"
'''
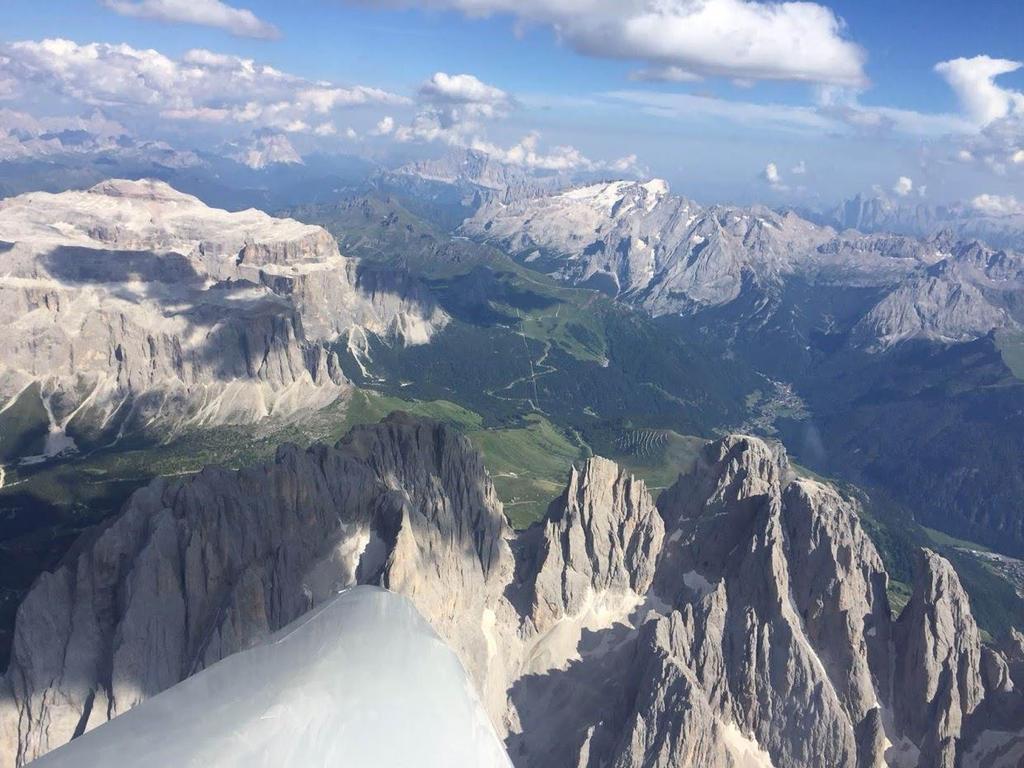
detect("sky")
[1,0,1023,209]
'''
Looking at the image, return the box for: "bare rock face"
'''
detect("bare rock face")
[464,180,1024,348]
[523,457,664,634]
[650,437,866,768]
[2,420,1021,768]
[0,180,447,454]
[0,414,510,766]
[893,548,985,767]
[781,478,892,726]
[506,435,903,768]
[500,458,668,768]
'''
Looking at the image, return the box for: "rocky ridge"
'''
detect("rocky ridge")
[1,415,1018,767]
[0,180,446,455]
[463,179,1024,349]
[822,193,1024,253]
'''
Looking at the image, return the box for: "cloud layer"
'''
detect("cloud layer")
[971,193,1024,216]
[386,70,636,173]
[370,0,866,86]
[103,0,279,39]
[0,39,406,133]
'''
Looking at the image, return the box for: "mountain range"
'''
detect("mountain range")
[2,415,1021,767]
[464,179,1024,349]
[816,193,1024,253]
[0,171,1023,767]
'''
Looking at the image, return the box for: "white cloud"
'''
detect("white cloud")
[935,55,1024,127]
[387,71,632,174]
[418,72,510,116]
[629,65,703,83]
[791,160,806,174]
[373,0,866,86]
[815,85,973,137]
[0,39,407,134]
[394,72,513,145]
[609,153,641,174]
[606,90,835,133]
[345,127,359,140]
[373,116,396,136]
[892,176,913,196]
[609,86,973,141]
[953,113,1024,177]
[970,193,1024,216]
[103,0,279,39]
[314,122,336,136]
[464,132,630,174]
[760,161,788,190]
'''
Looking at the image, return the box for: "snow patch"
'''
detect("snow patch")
[682,569,715,597]
[523,588,643,676]
[720,721,777,768]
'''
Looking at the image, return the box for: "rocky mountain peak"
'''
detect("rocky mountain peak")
[894,548,985,766]
[0,415,512,766]
[2,421,1021,768]
[523,457,664,633]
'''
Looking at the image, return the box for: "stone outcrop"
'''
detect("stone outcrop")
[893,548,985,767]
[0,414,510,766]
[0,180,447,454]
[2,419,1021,767]
[522,457,664,635]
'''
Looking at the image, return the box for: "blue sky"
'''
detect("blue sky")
[1,0,1023,208]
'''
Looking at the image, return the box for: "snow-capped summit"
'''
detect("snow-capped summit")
[465,179,1024,348]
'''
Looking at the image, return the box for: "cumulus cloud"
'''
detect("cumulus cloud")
[392,72,513,145]
[386,71,633,173]
[609,153,642,173]
[760,161,787,189]
[791,160,806,174]
[103,0,279,39]
[892,176,913,196]
[467,132,584,171]
[372,115,396,136]
[935,56,1024,127]
[418,72,510,117]
[365,0,865,86]
[0,39,407,133]
[971,193,1024,216]
[953,113,1024,177]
